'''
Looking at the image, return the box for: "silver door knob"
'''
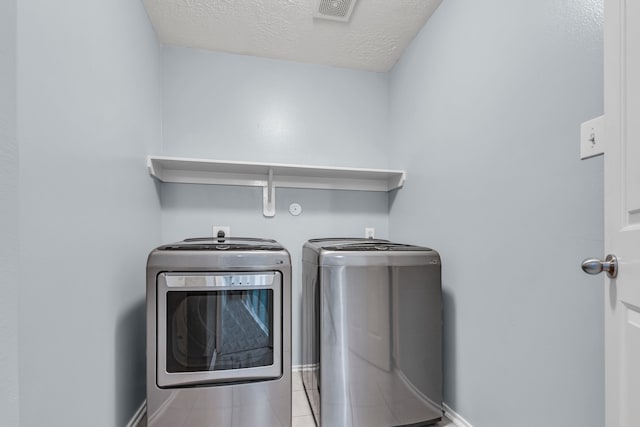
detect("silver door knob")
[581,254,618,278]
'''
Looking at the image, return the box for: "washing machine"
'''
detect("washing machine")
[302,238,442,427]
[146,237,291,427]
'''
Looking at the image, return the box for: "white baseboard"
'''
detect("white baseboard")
[126,400,147,427]
[292,363,316,372]
[443,403,473,427]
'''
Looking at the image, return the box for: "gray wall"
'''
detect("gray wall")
[160,47,390,365]
[16,0,162,425]
[161,47,389,168]
[388,0,604,426]
[0,0,19,425]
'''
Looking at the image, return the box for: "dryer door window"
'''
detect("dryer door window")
[166,289,274,373]
[157,272,282,388]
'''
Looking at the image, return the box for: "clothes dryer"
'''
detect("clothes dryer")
[147,237,291,427]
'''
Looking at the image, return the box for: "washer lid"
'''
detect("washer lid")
[308,237,390,244]
[157,237,284,251]
[321,242,432,252]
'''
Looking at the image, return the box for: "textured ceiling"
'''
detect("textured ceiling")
[142,0,442,72]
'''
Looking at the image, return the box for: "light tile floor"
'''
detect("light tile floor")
[291,371,316,427]
[140,372,455,427]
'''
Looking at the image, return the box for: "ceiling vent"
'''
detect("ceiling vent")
[314,0,358,23]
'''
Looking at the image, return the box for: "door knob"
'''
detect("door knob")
[581,254,618,278]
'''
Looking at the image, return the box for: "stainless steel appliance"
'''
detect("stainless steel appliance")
[146,237,291,427]
[302,238,442,427]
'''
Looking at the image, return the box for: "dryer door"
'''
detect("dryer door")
[156,272,282,388]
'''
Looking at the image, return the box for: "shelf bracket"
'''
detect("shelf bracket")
[263,168,276,217]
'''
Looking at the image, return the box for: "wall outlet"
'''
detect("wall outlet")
[580,115,605,159]
[213,226,230,239]
[365,227,375,239]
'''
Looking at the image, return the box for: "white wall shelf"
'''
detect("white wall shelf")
[147,155,406,216]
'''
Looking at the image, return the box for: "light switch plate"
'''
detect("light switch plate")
[580,115,605,160]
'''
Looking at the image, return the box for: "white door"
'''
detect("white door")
[602,0,640,425]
